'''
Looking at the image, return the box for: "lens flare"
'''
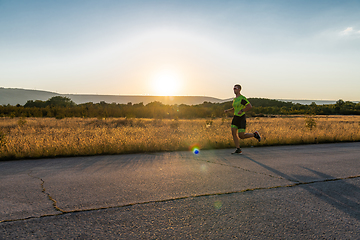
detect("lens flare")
[200,164,208,172]
[189,143,200,155]
[214,200,222,210]
[193,148,199,154]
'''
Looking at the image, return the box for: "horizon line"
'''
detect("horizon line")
[1,87,359,102]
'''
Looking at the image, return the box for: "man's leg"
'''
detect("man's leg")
[232,127,240,148]
[239,131,261,142]
[238,132,255,139]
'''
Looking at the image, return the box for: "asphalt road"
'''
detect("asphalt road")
[1,142,360,239]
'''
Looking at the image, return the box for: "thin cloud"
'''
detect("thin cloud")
[340,27,353,35]
[339,27,360,36]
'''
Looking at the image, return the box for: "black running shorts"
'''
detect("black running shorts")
[231,115,246,132]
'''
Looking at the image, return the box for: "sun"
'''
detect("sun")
[152,69,181,96]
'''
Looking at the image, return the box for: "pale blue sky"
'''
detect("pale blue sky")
[1,0,359,100]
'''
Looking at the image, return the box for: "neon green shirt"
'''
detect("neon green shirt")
[233,95,250,117]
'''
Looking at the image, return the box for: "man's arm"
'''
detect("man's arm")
[224,107,234,113]
[237,103,252,115]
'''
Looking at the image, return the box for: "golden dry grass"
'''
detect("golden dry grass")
[0,116,359,160]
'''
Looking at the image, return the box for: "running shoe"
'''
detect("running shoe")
[231,148,242,154]
[254,131,261,142]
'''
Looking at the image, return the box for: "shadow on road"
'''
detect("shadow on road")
[298,167,360,221]
[242,155,360,221]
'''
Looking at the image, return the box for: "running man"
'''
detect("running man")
[224,84,261,154]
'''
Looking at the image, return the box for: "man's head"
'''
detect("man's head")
[234,84,241,91]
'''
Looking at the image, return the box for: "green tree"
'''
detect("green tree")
[335,99,345,113]
[46,96,75,107]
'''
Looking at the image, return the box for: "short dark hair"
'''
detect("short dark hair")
[234,84,241,90]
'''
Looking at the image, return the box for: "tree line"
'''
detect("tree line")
[0,96,359,119]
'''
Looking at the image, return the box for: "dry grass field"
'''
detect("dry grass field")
[0,116,359,160]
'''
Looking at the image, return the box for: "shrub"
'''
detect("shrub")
[112,119,133,127]
[205,120,213,128]
[170,120,179,129]
[305,117,316,131]
[17,118,27,127]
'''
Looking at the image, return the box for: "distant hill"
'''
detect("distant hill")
[279,99,337,105]
[2,87,357,106]
[279,99,359,105]
[0,87,228,106]
[0,88,57,106]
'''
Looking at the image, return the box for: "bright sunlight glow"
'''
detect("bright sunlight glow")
[152,69,181,96]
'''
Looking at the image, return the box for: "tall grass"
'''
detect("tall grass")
[0,116,359,160]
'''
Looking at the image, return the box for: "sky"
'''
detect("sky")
[1,0,360,101]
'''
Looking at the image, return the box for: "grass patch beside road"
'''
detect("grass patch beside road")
[0,116,359,160]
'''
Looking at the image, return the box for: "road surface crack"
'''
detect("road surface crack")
[27,171,64,213]
[2,174,359,224]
